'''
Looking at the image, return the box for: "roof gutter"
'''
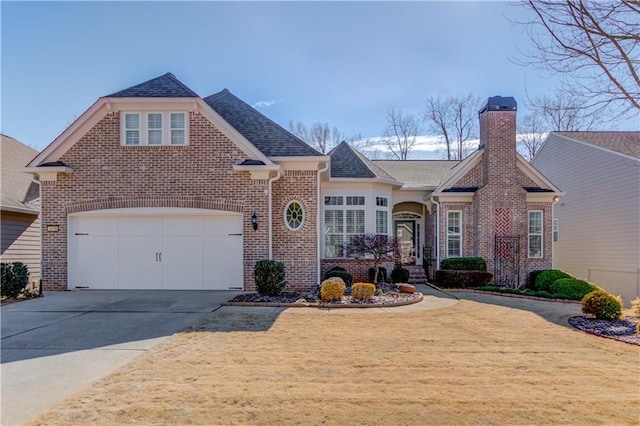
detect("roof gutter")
[430,195,441,271]
[316,160,330,285]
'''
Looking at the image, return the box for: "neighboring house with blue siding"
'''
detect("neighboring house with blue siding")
[532,131,640,305]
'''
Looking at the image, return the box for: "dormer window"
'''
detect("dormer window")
[121,112,188,146]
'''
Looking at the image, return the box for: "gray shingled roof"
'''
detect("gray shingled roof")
[107,73,199,98]
[329,141,398,182]
[374,160,460,188]
[1,135,39,214]
[555,131,640,158]
[204,89,322,157]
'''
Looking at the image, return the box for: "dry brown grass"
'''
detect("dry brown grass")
[31,293,639,425]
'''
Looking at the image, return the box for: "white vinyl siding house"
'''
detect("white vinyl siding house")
[533,132,640,304]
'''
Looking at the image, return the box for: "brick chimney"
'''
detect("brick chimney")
[479,96,517,185]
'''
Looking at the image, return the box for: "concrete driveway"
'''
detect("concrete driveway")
[1,289,239,426]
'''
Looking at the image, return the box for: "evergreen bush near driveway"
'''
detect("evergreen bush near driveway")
[535,270,573,292]
[1,262,29,297]
[581,290,623,321]
[440,257,487,272]
[435,270,493,288]
[254,259,287,297]
[549,278,599,300]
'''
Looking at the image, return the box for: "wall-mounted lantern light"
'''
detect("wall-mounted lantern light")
[251,212,258,231]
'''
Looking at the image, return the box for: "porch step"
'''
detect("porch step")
[404,265,427,285]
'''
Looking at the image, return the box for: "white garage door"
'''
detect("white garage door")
[68,209,243,290]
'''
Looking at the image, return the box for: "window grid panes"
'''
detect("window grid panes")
[285,201,304,231]
[376,197,388,207]
[528,211,543,258]
[147,113,163,145]
[324,210,344,258]
[125,114,140,145]
[376,210,388,234]
[553,218,559,242]
[324,196,343,206]
[346,196,365,206]
[170,113,186,145]
[121,112,188,146]
[447,211,462,258]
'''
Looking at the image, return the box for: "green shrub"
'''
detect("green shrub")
[549,278,599,300]
[320,277,346,302]
[581,290,623,321]
[1,262,29,298]
[435,270,493,288]
[351,282,376,300]
[368,267,387,283]
[325,269,353,287]
[390,268,409,284]
[254,259,287,297]
[440,257,486,272]
[535,270,573,292]
[527,270,546,289]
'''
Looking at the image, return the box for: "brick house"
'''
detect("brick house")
[27,73,562,291]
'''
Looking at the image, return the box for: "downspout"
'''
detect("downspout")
[317,161,330,285]
[268,168,282,260]
[430,196,441,271]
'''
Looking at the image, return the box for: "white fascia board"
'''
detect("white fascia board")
[27,98,108,167]
[432,193,475,202]
[233,164,281,180]
[526,192,565,203]
[435,150,482,191]
[1,205,39,215]
[24,166,74,181]
[195,98,272,165]
[270,156,330,171]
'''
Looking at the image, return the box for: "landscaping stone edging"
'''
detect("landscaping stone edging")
[446,288,581,303]
[222,293,424,309]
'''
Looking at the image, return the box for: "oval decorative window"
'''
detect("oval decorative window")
[285,201,304,231]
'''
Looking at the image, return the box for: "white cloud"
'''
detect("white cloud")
[253,100,277,108]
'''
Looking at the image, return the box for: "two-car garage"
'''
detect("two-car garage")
[67,208,243,290]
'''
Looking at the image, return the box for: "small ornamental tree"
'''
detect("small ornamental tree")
[346,233,400,283]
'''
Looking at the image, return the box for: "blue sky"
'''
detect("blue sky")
[1,1,635,156]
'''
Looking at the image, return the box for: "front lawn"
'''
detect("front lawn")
[30,293,639,425]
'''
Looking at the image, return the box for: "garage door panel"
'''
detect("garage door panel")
[69,212,242,290]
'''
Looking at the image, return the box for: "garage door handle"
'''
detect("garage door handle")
[228,233,242,236]
[159,252,162,262]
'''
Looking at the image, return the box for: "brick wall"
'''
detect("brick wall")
[40,111,317,290]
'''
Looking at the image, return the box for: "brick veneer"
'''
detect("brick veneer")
[40,111,318,290]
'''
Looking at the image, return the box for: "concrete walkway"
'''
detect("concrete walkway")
[1,290,239,426]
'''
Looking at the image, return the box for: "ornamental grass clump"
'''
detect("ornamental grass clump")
[320,277,346,302]
[351,283,376,301]
[581,290,622,321]
[632,298,640,333]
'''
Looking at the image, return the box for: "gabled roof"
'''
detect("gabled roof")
[329,141,399,185]
[107,72,199,98]
[1,135,39,214]
[552,131,640,159]
[374,160,459,189]
[204,89,323,157]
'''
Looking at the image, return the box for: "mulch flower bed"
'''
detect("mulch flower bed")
[569,316,639,346]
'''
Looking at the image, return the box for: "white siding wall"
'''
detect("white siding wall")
[533,135,640,304]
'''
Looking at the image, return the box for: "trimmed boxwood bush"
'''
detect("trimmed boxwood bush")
[254,259,287,297]
[535,269,573,292]
[390,268,409,284]
[1,262,29,298]
[581,290,622,320]
[440,257,486,272]
[320,277,346,302]
[325,268,354,287]
[368,267,387,284]
[435,270,493,288]
[549,278,598,301]
[351,282,376,300]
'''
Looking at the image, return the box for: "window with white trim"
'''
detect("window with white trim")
[528,211,543,258]
[120,111,188,146]
[376,210,388,235]
[553,218,559,242]
[284,201,304,231]
[323,195,366,258]
[446,211,462,257]
[376,197,388,207]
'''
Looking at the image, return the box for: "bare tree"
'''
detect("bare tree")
[528,92,602,131]
[514,0,640,117]
[381,109,422,160]
[346,233,400,283]
[517,113,547,161]
[425,94,480,160]
[288,120,310,144]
